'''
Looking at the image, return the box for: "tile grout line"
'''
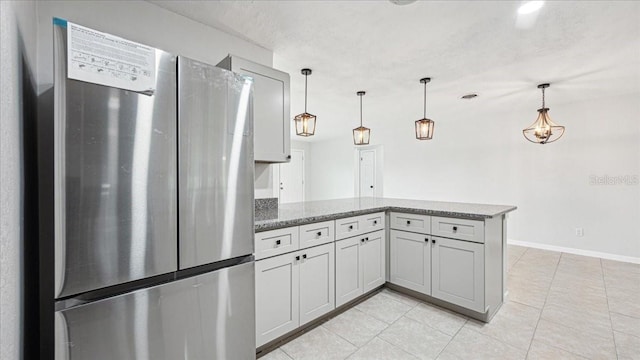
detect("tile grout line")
[600,257,620,360]
[524,250,561,359]
[328,291,418,358]
[433,317,468,359]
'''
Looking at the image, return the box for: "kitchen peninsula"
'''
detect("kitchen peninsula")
[253,197,516,351]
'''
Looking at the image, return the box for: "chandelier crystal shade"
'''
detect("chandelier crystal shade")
[353,91,370,145]
[294,68,316,137]
[522,83,565,144]
[415,78,435,140]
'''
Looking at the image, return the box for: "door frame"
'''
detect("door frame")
[353,145,383,198]
[276,148,305,203]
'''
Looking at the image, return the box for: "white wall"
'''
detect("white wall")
[255,140,311,200]
[0,1,38,358]
[307,137,356,201]
[307,94,640,260]
[36,0,272,92]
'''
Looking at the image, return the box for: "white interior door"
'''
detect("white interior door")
[359,149,376,198]
[279,149,304,203]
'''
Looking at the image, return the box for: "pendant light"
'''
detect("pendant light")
[415,78,435,140]
[294,68,316,137]
[523,83,565,144]
[353,91,370,145]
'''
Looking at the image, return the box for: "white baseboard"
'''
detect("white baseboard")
[507,239,640,264]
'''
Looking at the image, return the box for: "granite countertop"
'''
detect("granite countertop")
[255,197,517,232]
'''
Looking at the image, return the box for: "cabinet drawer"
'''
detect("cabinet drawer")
[390,213,431,234]
[335,216,362,240]
[431,217,484,243]
[299,221,335,249]
[360,212,385,234]
[255,227,299,260]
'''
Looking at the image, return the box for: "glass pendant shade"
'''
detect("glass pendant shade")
[415,77,435,140]
[522,83,565,144]
[353,91,370,145]
[522,108,565,144]
[415,118,434,140]
[294,68,316,136]
[294,112,316,137]
[353,126,371,145]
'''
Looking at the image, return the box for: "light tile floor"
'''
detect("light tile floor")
[261,246,640,360]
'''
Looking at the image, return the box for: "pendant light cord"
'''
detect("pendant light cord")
[360,94,363,127]
[423,81,427,118]
[304,73,308,113]
[541,86,545,109]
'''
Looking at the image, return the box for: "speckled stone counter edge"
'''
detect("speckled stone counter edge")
[255,197,278,211]
[255,205,517,232]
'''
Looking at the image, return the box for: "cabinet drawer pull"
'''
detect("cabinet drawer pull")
[316,231,322,237]
[302,254,307,259]
[432,239,436,244]
[406,220,411,225]
[348,225,353,230]
[452,226,458,232]
[275,239,281,246]
[373,220,378,225]
[365,237,369,241]
[295,255,300,261]
[425,238,429,242]
[361,238,365,243]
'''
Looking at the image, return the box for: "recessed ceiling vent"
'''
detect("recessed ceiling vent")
[389,0,417,5]
[461,94,478,100]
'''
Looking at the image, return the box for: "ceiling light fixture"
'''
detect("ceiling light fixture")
[415,78,435,140]
[518,1,544,15]
[294,68,316,137]
[522,83,565,144]
[353,91,370,145]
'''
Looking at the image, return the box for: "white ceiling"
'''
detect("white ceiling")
[151,0,640,142]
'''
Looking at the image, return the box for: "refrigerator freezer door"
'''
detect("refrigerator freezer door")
[55,261,256,360]
[178,57,255,269]
[53,26,178,298]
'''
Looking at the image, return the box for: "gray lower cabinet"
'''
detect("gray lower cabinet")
[255,243,334,347]
[431,236,485,313]
[299,243,335,326]
[217,55,290,163]
[255,252,299,347]
[390,230,486,313]
[390,230,431,295]
[335,230,385,307]
[362,231,386,293]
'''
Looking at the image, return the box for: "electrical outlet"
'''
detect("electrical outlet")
[575,228,584,237]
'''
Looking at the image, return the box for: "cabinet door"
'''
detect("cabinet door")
[390,230,431,295]
[255,253,299,347]
[431,237,485,313]
[219,56,291,163]
[250,70,289,162]
[335,237,363,307]
[299,243,335,325]
[362,230,386,293]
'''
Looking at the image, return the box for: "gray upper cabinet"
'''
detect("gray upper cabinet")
[218,55,291,163]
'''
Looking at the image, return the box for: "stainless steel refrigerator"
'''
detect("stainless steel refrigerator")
[51,20,255,359]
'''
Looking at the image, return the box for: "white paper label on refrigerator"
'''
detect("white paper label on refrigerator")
[67,22,156,94]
